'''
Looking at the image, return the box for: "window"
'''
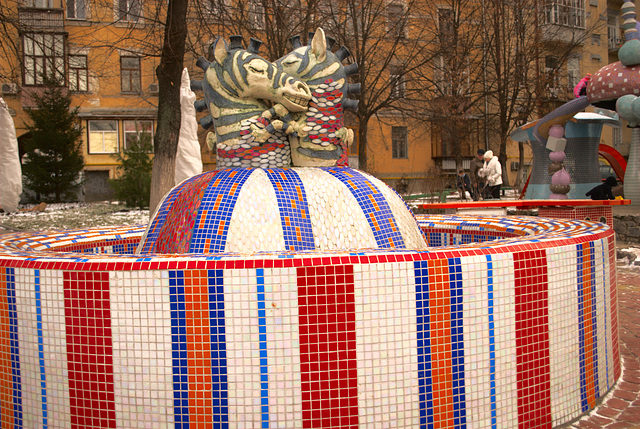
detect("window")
[123,120,153,151]
[23,33,65,86]
[248,0,265,30]
[545,55,560,92]
[438,8,455,48]
[387,3,405,38]
[544,0,585,29]
[67,0,86,19]
[88,120,119,154]
[205,0,226,16]
[390,66,405,98]
[68,55,88,92]
[567,56,580,89]
[392,126,408,159]
[121,56,141,93]
[22,0,56,8]
[118,0,141,22]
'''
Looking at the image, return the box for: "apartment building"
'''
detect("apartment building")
[0,0,632,199]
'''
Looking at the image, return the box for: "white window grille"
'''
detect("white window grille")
[544,0,585,29]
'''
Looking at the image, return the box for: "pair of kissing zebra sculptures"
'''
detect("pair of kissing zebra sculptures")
[191,28,360,169]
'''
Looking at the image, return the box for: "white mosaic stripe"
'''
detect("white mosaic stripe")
[226,170,286,253]
[263,267,302,428]
[14,268,45,428]
[360,172,428,249]
[38,269,71,429]
[110,270,174,428]
[353,262,420,428]
[460,255,494,429]
[603,238,615,390]
[547,245,581,425]
[490,253,518,428]
[223,269,264,427]
[593,239,612,395]
[296,167,377,250]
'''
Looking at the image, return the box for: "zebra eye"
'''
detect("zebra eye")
[249,65,266,74]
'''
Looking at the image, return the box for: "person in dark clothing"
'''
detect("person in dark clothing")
[469,149,485,201]
[456,170,472,200]
[586,176,618,200]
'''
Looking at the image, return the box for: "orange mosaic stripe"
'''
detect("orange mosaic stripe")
[427,259,455,428]
[213,194,223,211]
[295,186,303,201]
[183,270,215,428]
[582,243,597,408]
[199,210,208,229]
[368,194,380,211]
[0,270,14,429]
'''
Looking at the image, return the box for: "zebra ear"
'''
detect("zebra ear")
[311,28,327,63]
[213,38,228,66]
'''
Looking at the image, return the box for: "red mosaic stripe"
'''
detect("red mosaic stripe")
[513,250,552,429]
[63,271,116,429]
[297,265,358,429]
[0,270,14,429]
[608,235,621,380]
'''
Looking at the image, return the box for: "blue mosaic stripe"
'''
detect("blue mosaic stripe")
[265,169,314,251]
[323,167,405,248]
[139,178,189,253]
[448,258,466,429]
[6,267,22,428]
[576,245,588,412]
[35,270,48,428]
[170,271,190,428]
[486,256,497,429]
[256,269,269,427]
[414,261,434,429]
[207,270,228,428]
[589,242,599,397]
[190,169,253,253]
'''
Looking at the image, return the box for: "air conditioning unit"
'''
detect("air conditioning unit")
[1,83,18,95]
[148,83,159,94]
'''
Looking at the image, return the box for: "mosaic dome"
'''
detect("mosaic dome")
[138,167,427,254]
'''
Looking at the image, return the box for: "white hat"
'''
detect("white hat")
[483,150,493,160]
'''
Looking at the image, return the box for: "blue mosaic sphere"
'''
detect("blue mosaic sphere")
[138,167,427,254]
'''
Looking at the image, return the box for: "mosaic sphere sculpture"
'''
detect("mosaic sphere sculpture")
[138,167,428,254]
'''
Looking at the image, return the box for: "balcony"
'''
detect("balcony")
[18,0,65,32]
[608,25,623,52]
[540,23,585,45]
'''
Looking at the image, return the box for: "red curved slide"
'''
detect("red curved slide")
[598,144,627,183]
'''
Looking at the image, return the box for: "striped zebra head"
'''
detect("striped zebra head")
[195,37,311,128]
[276,28,359,112]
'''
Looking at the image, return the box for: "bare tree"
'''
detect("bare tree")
[482,0,605,186]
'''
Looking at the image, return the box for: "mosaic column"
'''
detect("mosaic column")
[624,128,640,207]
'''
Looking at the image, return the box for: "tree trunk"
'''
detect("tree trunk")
[149,0,189,216]
[358,119,368,172]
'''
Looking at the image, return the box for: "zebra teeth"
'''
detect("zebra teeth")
[284,94,309,108]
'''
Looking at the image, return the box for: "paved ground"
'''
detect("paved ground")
[567,256,640,428]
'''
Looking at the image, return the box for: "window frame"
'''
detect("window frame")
[387,3,406,38]
[248,0,265,30]
[23,33,66,86]
[392,126,408,159]
[68,54,88,92]
[389,66,406,99]
[120,56,141,93]
[123,119,154,152]
[118,0,142,22]
[67,0,87,20]
[544,0,585,29]
[87,120,119,154]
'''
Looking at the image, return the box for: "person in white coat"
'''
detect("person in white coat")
[479,150,503,199]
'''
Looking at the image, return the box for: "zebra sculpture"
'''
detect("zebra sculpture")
[275,28,360,166]
[191,37,311,168]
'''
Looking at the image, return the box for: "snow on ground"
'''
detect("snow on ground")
[0,202,149,232]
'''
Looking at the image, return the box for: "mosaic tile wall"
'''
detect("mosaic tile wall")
[0,215,618,428]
